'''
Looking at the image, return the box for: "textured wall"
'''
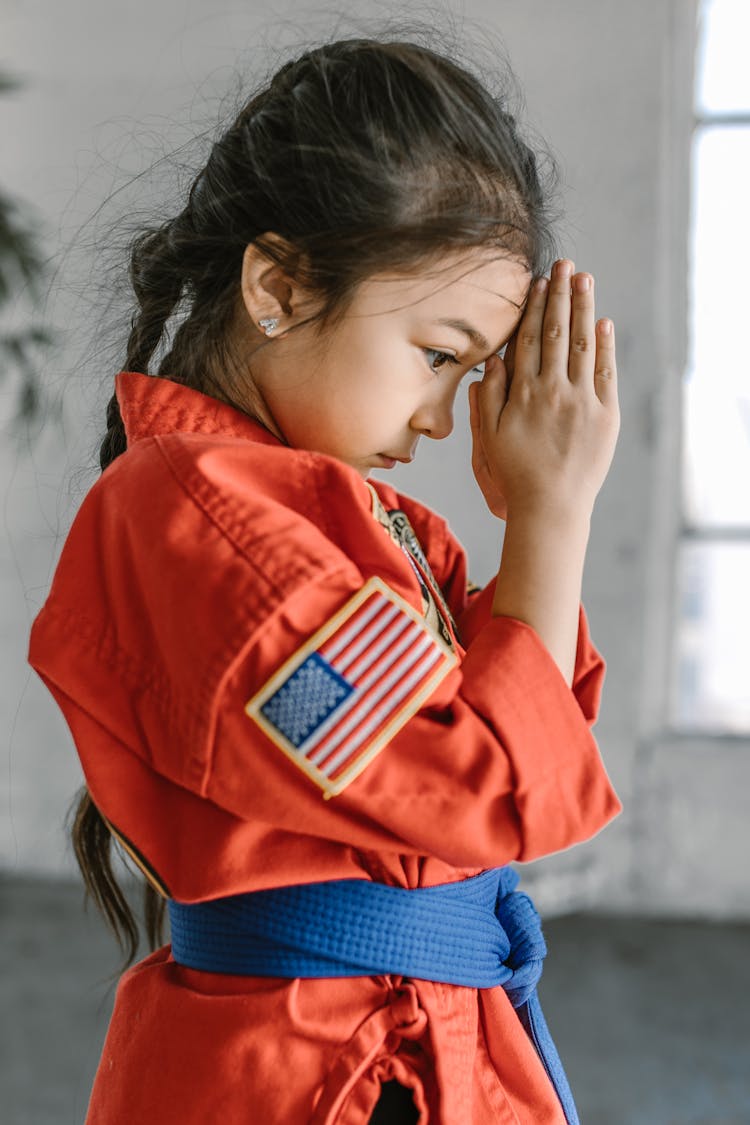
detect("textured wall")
[5,0,741,918]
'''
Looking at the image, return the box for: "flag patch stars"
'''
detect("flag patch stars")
[245,576,458,798]
[260,654,354,747]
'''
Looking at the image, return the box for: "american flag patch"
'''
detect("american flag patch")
[245,576,457,797]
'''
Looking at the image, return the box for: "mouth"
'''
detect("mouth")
[376,454,413,468]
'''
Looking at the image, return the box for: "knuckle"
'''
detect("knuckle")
[544,322,564,342]
[519,330,537,349]
[516,380,533,406]
[595,364,614,380]
[571,335,591,354]
[541,382,566,408]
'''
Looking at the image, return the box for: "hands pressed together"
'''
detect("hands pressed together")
[468,259,620,523]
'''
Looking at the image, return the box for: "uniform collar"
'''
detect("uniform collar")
[115,371,284,447]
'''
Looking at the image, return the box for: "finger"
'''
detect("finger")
[476,353,508,435]
[593,318,618,405]
[568,272,596,385]
[511,275,548,381]
[502,333,517,381]
[483,350,504,379]
[540,258,574,381]
[492,337,516,398]
[468,380,480,439]
[468,382,487,473]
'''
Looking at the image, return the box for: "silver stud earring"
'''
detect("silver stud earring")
[259,317,279,336]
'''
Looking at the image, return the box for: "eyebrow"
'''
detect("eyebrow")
[433,317,492,355]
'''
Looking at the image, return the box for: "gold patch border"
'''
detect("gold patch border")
[244,575,458,799]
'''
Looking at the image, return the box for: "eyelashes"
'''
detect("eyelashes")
[423,348,460,373]
[423,349,487,376]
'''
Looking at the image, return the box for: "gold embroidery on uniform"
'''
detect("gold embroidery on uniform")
[365,483,457,650]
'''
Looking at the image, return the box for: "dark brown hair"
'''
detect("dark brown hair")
[73,34,559,963]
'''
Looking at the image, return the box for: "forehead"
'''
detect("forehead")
[352,250,532,321]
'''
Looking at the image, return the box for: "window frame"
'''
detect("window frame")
[646,0,750,743]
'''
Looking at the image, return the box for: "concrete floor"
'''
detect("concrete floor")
[2,876,749,1125]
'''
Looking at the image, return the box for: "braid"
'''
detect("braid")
[71,280,176,959]
[69,785,167,968]
[98,391,127,471]
[70,789,140,966]
[125,220,186,374]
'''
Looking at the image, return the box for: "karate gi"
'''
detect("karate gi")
[28,370,622,1123]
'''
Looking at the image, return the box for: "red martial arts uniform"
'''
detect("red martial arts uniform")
[28,371,621,1123]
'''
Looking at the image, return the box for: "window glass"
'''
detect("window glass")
[696,0,750,114]
[683,126,750,527]
[672,541,750,732]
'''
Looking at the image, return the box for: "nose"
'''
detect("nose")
[410,387,455,441]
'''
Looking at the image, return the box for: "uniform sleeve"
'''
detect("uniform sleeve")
[206,569,621,870]
[29,441,620,876]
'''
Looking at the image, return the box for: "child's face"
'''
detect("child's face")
[249,250,531,478]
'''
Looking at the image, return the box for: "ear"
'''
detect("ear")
[240,233,319,334]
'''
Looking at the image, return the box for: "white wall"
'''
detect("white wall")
[6,0,743,919]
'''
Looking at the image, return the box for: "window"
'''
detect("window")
[672,0,750,732]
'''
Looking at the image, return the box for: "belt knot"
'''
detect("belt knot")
[495,888,547,1008]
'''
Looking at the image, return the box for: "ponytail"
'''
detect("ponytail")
[69,787,167,965]
[69,370,167,966]
[125,221,185,375]
[97,390,127,471]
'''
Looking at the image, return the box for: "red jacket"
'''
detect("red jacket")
[28,370,621,1123]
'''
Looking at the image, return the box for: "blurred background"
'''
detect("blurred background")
[2,0,749,1122]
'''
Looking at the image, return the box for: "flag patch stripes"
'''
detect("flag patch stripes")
[245,576,457,797]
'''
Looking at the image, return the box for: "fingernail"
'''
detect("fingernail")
[534,277,548,293]
[599,318,612,335]
[556,259,574,278]
[574,274,591,293]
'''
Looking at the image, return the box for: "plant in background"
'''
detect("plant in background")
[1,72,52,424]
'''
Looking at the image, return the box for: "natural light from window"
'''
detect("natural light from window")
[672,0,750,733]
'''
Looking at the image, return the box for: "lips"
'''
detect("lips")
[376,455,415,469]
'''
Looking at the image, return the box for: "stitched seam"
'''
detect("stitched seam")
[155,436,341,603]
[38,603,177,720]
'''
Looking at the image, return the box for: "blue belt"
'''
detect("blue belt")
[168,866,579,1124]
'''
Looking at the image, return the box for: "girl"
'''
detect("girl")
[28,35,621,1124]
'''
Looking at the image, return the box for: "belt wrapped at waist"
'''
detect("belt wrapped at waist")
[168,865,579,1125]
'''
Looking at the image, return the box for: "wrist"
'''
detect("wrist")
[491,507,589,684]
[504,499,592,538]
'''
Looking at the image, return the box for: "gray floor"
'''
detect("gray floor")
[2,876,749,1125]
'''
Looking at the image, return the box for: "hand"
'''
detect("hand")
[469,259,620,523]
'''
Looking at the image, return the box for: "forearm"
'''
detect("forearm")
[491,508,591,687]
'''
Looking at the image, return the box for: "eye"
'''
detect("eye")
[423,348,461,373]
